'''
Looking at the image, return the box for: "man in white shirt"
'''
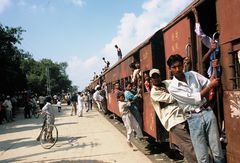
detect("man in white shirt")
[2,96,13,122]
[149,69,197,163]
[93,85,104,112]
[167,54,224,163]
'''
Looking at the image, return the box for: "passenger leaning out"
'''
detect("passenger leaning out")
[93,85,104,112]
[117,91,143,148]
[167,54,225,163]
[124,82,143,131]
[149,68,197,163]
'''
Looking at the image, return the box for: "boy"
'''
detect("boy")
[42,96,55,142]
[117,91,143,147]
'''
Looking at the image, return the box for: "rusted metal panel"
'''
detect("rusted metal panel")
[111,65,120,81]
[107,92,120,116]
[217,0,240,44]
[121,56,133,79]
[143,93,157,139]
[140,44,153,71]
[223,91,240,163]
[163,17,191,79]
[219,43,234,91]
[105,72,111,83]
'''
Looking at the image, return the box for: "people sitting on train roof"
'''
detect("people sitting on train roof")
[124,82,143,131]
[149,68,197,163]
[117,91,143,148]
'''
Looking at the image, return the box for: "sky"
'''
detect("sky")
[0,0,192,91]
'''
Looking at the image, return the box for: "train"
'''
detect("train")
[87,0,240,162]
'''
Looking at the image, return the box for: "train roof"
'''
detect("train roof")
[94,0,206,79]
[162,0,205,31]
[101,29,162,76]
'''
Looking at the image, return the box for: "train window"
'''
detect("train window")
[230,50,240,90]
[133,52,140,63]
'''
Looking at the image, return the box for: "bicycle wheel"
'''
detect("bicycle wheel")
[40,124,58,149]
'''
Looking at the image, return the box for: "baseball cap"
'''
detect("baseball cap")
[149,69,160,77]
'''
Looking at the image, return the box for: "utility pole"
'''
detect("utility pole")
[46,67,51,95]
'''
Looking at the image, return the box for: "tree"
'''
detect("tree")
[0,23,74,96]
[0,24,27,93]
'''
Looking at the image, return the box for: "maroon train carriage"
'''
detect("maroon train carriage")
[102,29,168,142]
[87,0,240,162]
[162,0,240,162]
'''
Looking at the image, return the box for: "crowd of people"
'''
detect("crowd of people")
[85,8,225,163]
[0,8,226,163]
[0,92,37,124]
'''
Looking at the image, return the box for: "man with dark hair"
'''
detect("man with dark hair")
[124,82,142,130]
[115,45,122,60]
[149,68,197,163]
[70,93,78,116]
[93,85,104,112]
[117,91,143,147]
[167,54,225,163]
[41,96,55,142]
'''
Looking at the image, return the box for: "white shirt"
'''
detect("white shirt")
[195,23,213,48]
[150,80,186,131]
[118,101,131,116]
[3,99,12,111]
[168,71,210,113]
[131,69,141,83]
[42,102,54,116]
[57,101,61,107]
[78,95,84,107]
[93,90,103,102]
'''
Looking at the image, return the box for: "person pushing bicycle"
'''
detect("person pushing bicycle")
[41,96,55,142]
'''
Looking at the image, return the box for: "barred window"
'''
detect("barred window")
[230,50,240,90]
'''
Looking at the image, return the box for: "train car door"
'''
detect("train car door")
[140,44,158,139]
[216,0,240,162]
[163,17,193,79]
[140,36,168,142]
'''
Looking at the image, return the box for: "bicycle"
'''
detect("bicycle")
[36,113,58,149]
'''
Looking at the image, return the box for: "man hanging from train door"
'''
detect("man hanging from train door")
[192,7,225,142]
[149,68,198,163]
[167,54,225,163]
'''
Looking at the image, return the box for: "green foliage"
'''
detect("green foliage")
[0,23,73,95]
